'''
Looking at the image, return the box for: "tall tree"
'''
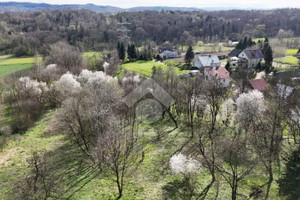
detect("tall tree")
[185,46,194,66]
[127,43,137,61]
[278,145,300,200]
[117,41,125,61]
[264,45,273,67]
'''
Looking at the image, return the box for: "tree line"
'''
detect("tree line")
[1,9,300,56]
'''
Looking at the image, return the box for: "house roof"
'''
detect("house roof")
[159,48,173,53]
[249,78,267,91]
[205,67,230,79]
[242,49,264,59]
[228,49,242,57]
[197,55,220,66]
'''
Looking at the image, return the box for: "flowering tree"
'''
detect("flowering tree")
[170,153,202,175]
[55,72,81,99]
[236,90,265,128]
[18,77,49,100]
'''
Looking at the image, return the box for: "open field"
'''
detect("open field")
[285,49,298,55]
[122,60,189,76]
[82,51,101,58]
[275,56,299,65]
[0,55,37,76]
[179,45,234,53]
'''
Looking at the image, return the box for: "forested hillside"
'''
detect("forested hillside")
[1,9,300,56]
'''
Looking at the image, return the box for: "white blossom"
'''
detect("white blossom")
[103,62,110,72]
[236,90,265,127]
[169,153,202,175]
[220,98,235,122]
[276,84,293,99]
[122,74,140,85]
[56,72,81,95]
[19,76,48,96]
[78,69,117,86]
[44,64,57,73]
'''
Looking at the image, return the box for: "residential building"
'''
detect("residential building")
[194,55,220,69]
[238,49,264,68]
[228,40,239,47]
[204,67,231,87]
[159,50,178,59]
[248,78,267,92]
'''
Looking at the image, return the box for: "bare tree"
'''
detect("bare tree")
[92,126,143,199]
[45,41,82,73]
[15,152,60,200]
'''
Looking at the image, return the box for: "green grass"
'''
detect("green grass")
[179,45,233,53]
[0,111,286,199]
[275,56,299,65]
[0,55,37,76]
[0,112,65,199]
[285,49,298,55]
[122,60,189,76]
[82,51,101,58]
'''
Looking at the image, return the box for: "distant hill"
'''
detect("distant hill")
[0,2,123,14]
[128,6,202,12]
[0,2,246,13]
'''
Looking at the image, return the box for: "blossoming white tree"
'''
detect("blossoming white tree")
[236,90,265,128]
[56,72,81,97]
[169,153,202,175]
[18,76,48,98]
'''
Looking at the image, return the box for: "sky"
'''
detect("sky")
[1,0,300,9]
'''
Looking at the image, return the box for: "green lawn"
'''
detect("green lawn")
[179,45,233,53]
[285,49,298,55]
[0,112,66,199]
[275,56,299,65]
[82,51,101,58]
[0,55,37,76]
[122,60,189,76]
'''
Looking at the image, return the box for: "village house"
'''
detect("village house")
[204,66,231,87]
[238,49,264,68]
[248,78,268,92]
[228,40,239,47]
[227,49,264,69]
[159,48,179,59]
[194,55,221,69]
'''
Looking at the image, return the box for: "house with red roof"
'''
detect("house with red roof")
[204,67,231,87]
[248,78,267,91]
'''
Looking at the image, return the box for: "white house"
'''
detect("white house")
[194,55,220,69]
[228,40,239,47]
[238,49,264,68]
[204,67,231,87]
[159,50,178,59]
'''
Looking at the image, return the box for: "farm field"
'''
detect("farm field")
[0,55,37,76]
[122,60,189,76]
[275,56,299,65]
[285,49,298,55]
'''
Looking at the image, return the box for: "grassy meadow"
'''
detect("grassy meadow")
[122,60,189,76]
[0,110,284,199]
[275,56,299,65]
[0,55,38,76]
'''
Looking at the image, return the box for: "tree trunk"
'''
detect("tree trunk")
[265,165,273,200]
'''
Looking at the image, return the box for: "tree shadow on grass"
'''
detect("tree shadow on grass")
[37,139,101,199]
